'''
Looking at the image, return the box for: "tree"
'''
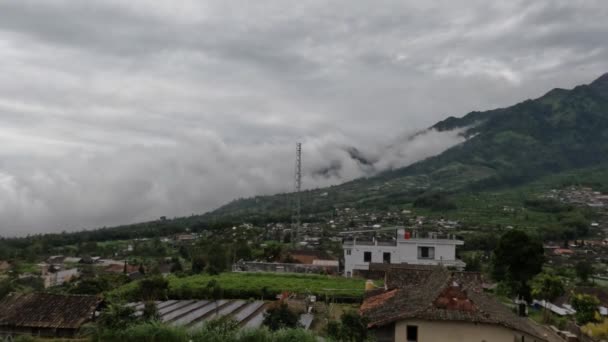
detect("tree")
[98,303,137,329]
[263,302,300,331]
[560,212,590,238]
[531,273,565,322]
[327,311,371,342]
[572,293,600,325]
[206,280,224,316]
[198,316,240,340]
[137,276,168,301]
[463,253,482,272]
[575,261,594,283]
[0,279,15,301]
[179,245,190,260]
[142,300,160,321]
[191,255,206,274]
[262,242,283,262]
[492,230,544,299]
[234,241,252,261]
[206,244,227,275]
[69,277,110,295]
[170,260,183,273]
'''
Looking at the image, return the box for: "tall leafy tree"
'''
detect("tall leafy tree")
[492,230,544,299]
[575,261,594,283]
[206,244,227,275]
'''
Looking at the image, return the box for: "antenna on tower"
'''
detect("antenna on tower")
[292,142,302,245]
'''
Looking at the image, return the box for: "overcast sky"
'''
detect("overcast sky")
[1,1,607,236]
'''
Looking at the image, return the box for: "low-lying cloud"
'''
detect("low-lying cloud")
[0,127,464,236]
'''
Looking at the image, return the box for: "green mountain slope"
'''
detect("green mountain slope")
[202,73,608,222]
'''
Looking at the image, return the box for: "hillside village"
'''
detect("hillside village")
[3,184,608,341]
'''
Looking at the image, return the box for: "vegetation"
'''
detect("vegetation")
[262,302,301,331]
[90,319,317,342]
[326,311,371,342]
[109,272,366,302]
[530,272,565,322]
[576,261,595,284]
[572,293,601,325]
[582,319,608,339]
[97,303,138,330]
[492,230,544,299]
[531,273,565,303]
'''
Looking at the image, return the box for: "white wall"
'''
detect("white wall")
[344,239,460,276]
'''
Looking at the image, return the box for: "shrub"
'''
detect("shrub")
[93,321,188,342]
[326,311,371,342]
[97,302,138,329]
[142,301,161,321]
[91,321,318,342]
[263,302,301,331]
[572,293,600,325]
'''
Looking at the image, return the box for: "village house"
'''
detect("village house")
[174,233,197,243]
[343,228,465,277]
[360,266,550,342]
[0,292,101,338]
[0,260,10,273]
[39,263,79,288]
[289,250,329,264]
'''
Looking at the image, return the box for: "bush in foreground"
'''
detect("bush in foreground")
[90,320,316,342]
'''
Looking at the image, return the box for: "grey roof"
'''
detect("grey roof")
[0,292,100,330]
[131,299,267,329]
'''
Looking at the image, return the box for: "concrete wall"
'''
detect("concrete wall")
[344,240,459,276]
[344,245,398,276]
[393,319,542,342]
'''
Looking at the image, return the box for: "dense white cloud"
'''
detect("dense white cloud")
[0,0,607,236]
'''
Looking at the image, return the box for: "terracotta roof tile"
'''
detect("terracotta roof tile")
[361,267,548,341]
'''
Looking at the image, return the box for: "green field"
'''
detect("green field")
[109,272,367,302]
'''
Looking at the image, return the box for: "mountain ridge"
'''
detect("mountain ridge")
[201,73,608,222]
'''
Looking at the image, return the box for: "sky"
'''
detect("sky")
[1,0,607,236]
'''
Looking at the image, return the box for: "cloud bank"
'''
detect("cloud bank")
[1,0,607,236]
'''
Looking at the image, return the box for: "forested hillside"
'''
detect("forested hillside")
[201,73,608,222]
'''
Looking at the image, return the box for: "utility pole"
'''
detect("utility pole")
[292,142,302,245]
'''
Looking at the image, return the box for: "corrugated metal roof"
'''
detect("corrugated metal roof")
[131,299,267,329]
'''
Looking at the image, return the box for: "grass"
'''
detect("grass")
[109,272,366,302]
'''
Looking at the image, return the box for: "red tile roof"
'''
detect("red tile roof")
[360,266,548,341]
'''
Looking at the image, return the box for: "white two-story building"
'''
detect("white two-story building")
[343,228,465,277]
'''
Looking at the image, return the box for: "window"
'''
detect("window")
[363,251,372,262]
[346,249,351,255]
[418,246,435,259]
[406,325,418,342]
[383,252,391,264]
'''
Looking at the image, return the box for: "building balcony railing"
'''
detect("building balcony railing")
[343,236,463,247]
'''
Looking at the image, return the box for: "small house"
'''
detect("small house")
[360,266,550,342]
[0,292,101,338]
